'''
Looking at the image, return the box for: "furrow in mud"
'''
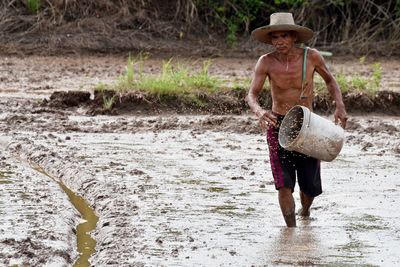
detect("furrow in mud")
[30,163,99,267]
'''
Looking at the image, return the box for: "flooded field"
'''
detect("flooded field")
[1,113,400,266]
[0,55,399,266]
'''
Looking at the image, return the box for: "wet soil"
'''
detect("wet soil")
[0,146,78,266]
[2,115,400,266]
[0,55,400,266]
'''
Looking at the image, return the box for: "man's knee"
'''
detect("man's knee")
[278,187,295,206]
[300,190,314,199]
[279,187,293,195]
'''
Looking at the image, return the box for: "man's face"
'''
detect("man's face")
[270,31,297,54]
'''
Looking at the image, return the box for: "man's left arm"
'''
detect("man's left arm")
[312,49,348,128]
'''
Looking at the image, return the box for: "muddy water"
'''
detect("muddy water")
[9,115,397,266]
[32,165,98,267]
[73,196,99,267]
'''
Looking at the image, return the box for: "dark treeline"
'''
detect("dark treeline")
[0,0,399,55]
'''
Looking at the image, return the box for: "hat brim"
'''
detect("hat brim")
[251,25,314,44]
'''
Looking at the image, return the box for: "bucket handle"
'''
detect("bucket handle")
[306,110,311,128]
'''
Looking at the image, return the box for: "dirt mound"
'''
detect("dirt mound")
[87,89,251,115]
[314,91,400,115]
[45,89,400,116]
[46,91,91,108]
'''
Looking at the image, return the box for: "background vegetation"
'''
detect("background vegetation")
[1,0,399,56]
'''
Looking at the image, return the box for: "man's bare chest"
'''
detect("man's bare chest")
[268,64,304,89]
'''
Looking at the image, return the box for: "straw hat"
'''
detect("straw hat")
[251,12,313,44]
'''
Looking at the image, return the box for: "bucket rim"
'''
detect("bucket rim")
[278,105,309,149]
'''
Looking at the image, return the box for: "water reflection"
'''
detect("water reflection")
[265,220,323,265]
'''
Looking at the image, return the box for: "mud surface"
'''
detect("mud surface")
[0,143,78,266]
[1,55,400,266]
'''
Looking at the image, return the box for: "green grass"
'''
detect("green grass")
[95,82,108,91]
[26,0,40,13]
[114,55,221,100]
[336,73,350,93]
[98,54,225,108]
[370,62,383,93]
[351,75,368,90]
[102,95,116,110]
[315,62,383,96]
[231,76,252,90]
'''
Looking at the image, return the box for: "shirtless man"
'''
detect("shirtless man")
[246,12,348,227]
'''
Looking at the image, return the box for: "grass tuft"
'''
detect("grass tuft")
[103,95,116,110]
[26,0,40,13]
[316,62,383,97]
[113,55,221,104]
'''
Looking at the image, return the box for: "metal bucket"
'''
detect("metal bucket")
[278,105,345,162]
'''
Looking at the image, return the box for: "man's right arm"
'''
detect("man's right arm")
[246,56,277,127]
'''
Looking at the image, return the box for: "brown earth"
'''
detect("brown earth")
[44,87,400,116]
[2,111,399,266]
[1,54,400,266]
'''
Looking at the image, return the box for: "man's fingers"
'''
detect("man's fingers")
[269,113,277,125]
[263,112,277,127]
[258,110,278,130]
[341,117,348,129]
[259,119,268,132]
[265,117,276,127]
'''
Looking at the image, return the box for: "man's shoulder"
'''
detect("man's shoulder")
[258,52,277,63]
[306,47,324,62]
[255,52,278,73]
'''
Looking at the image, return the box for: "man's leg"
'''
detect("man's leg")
[298,191,314,217]
[296,155,320,217]
[279,187,296,227]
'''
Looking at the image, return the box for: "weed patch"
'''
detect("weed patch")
[26,0,40,14]
[315,62,383,97]
[114,55,221,103]
[103,95,116,110]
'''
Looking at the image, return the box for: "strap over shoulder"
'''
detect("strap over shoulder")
[302,47,308,84]
[300,47,309,100]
